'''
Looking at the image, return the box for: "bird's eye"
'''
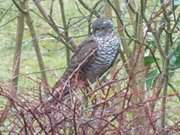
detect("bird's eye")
[95,28,101,32]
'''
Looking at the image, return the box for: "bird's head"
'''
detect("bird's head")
[92,18,114,37]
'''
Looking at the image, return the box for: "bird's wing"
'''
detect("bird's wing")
[53,37,97,89]
[69,38,97,70]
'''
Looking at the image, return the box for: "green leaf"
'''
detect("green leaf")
[144,56,156,65]
[146,69,159,90]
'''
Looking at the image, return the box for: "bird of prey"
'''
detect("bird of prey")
[52,18,120,100]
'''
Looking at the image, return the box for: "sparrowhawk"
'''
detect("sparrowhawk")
[52,18,120,100]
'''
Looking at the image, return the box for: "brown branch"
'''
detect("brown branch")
[0,4,13,22]
[11,0,27,14]
[161,4,171,132]
[78,0,100,17]
[113,0,130,73]
[25,2,49,97]
[0,0,26,125]
[59,0,70,65]
[33,0,76,51]
[107,0,131,39]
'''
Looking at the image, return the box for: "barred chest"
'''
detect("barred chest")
[94,33,120,65]
[82,33,120,82]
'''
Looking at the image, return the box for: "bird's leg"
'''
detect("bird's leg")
[96,79,102,86]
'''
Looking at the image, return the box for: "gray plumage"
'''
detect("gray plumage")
[53,18,120,96]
